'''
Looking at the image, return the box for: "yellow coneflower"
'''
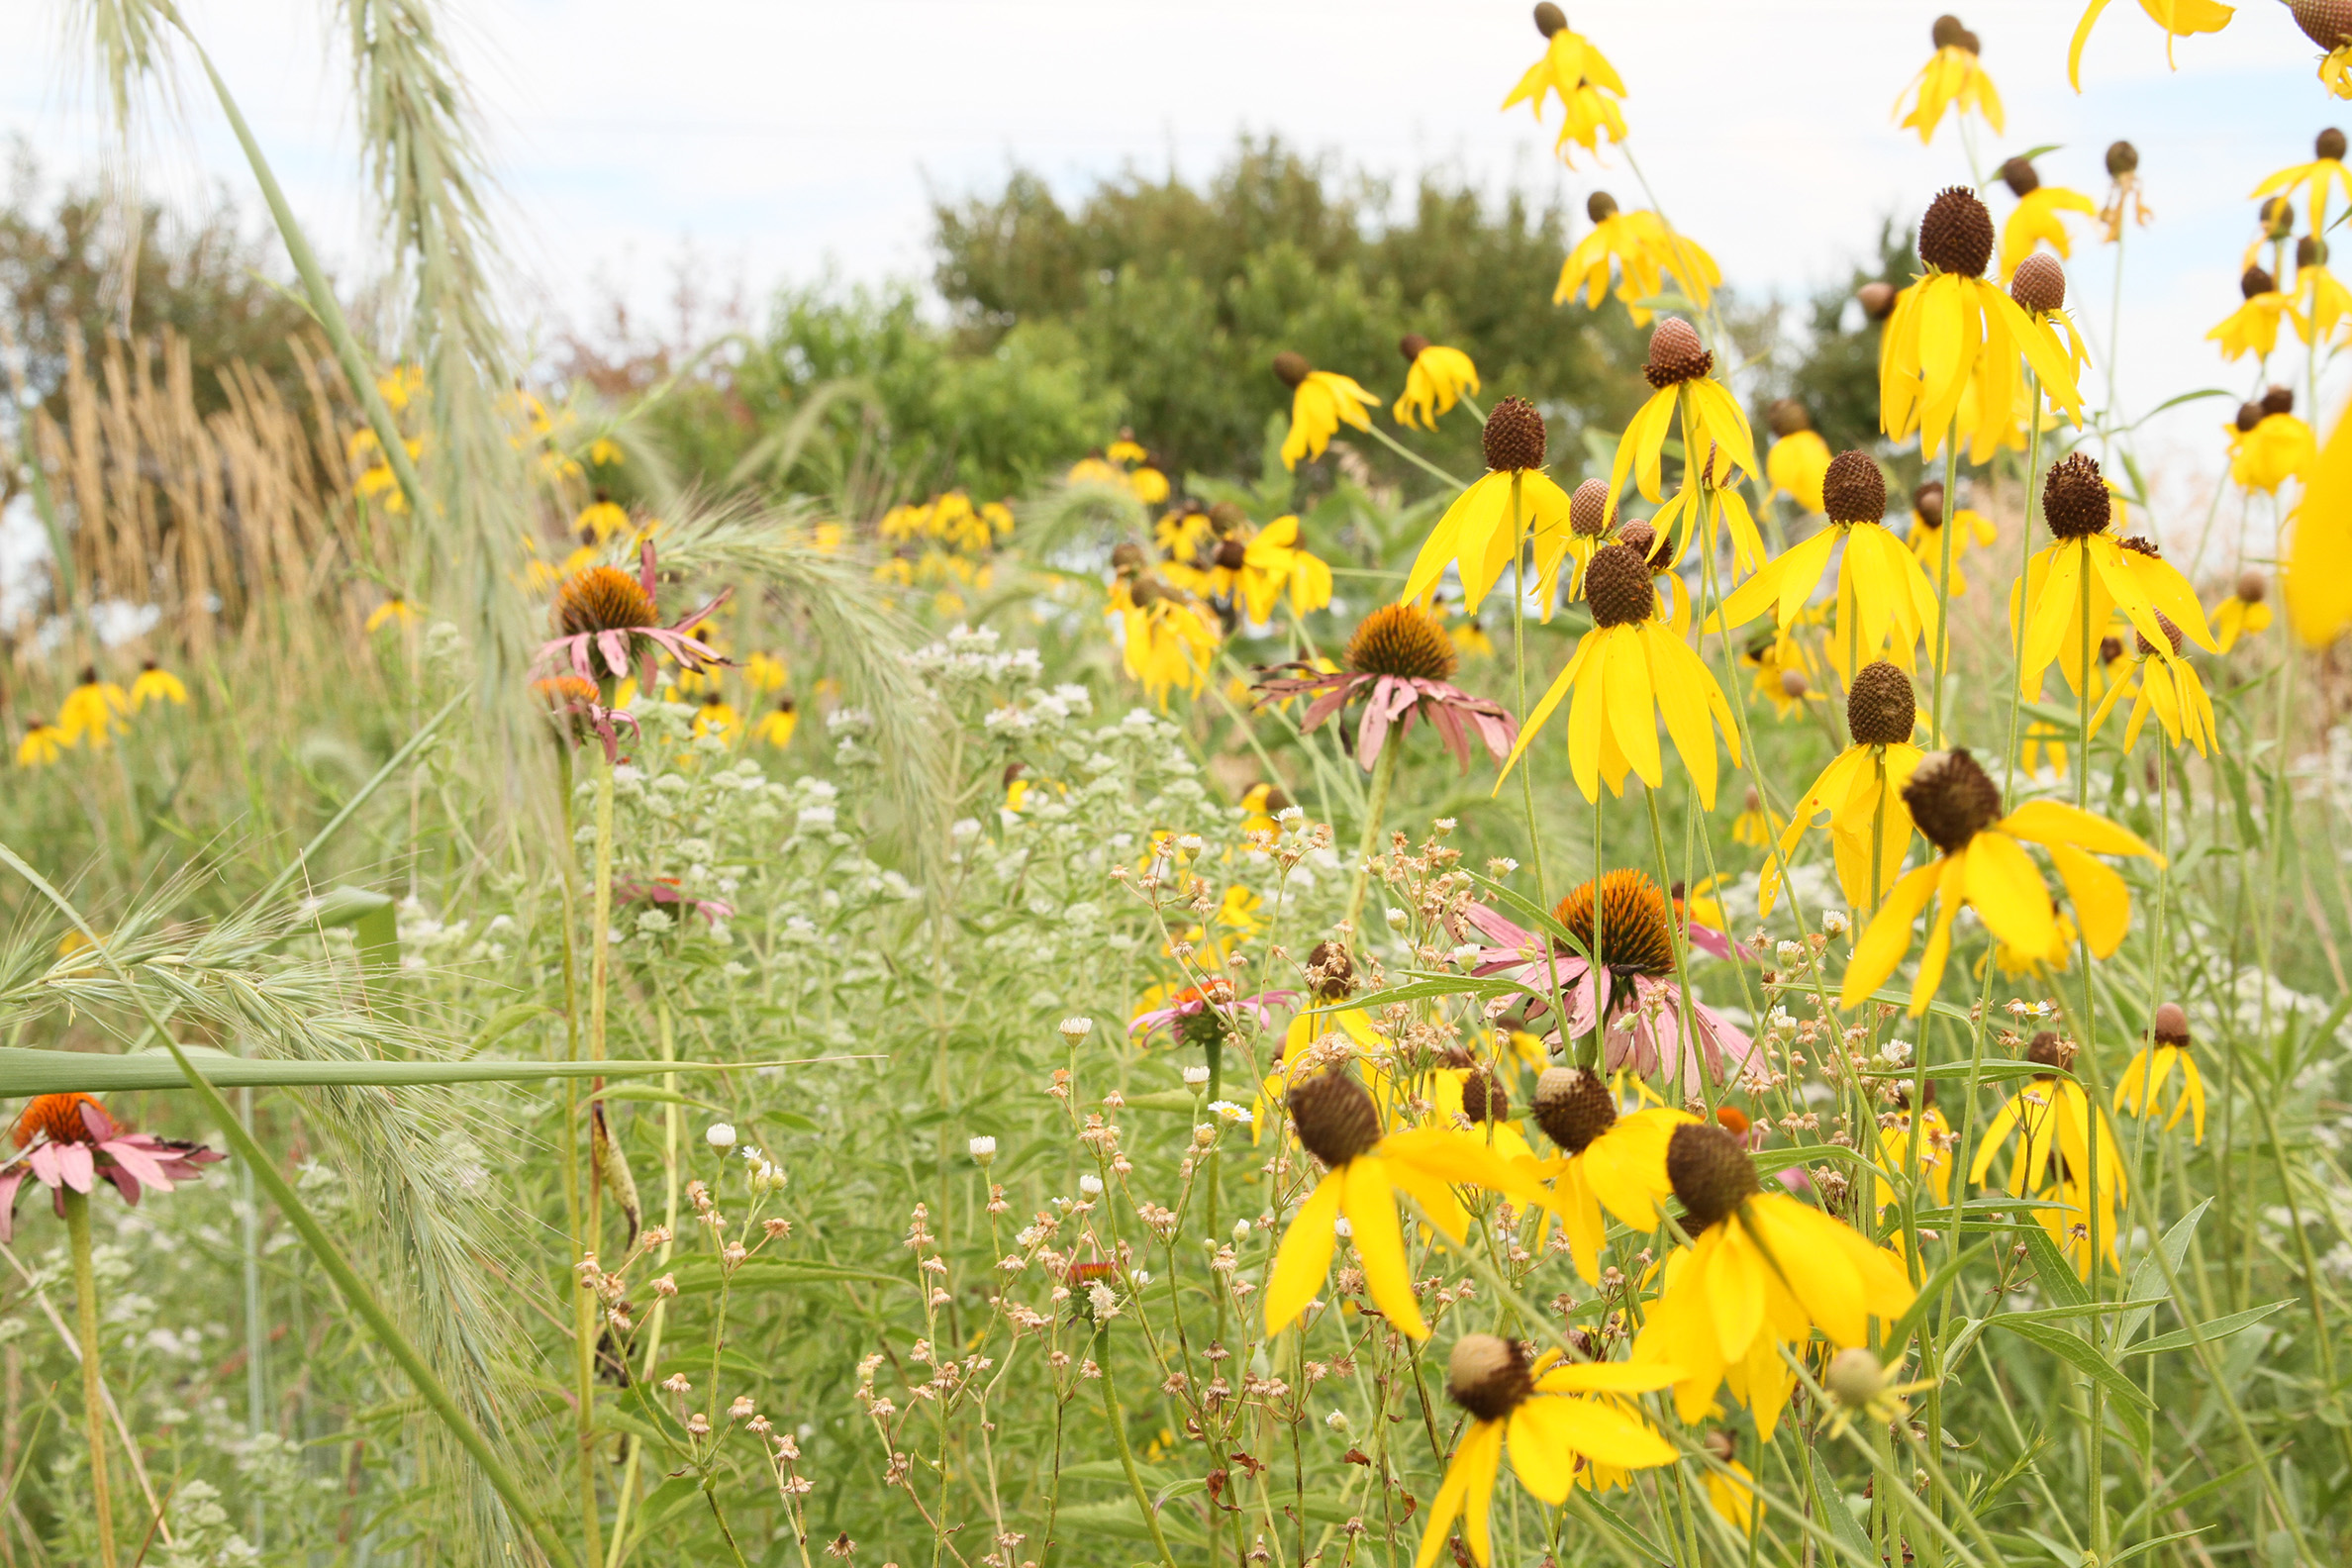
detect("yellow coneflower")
[1503,540,1741,809]
[1742,628,1825,722]
[365,596,420,633]
[1392,335,1480,430]
[1523,1065,1693,1282]
[1896,14,2002,144]
[1701,1433,1763,1536]
[1730,785,1774,846]
[1110,573,1219,705]
[2298,7,2352,97]
[128,660,188,712]
[2086,612,2216,756]
[1908,482,1998,598]
[1763,400,1830,515]
[1760,662,1923,917]
[1414,1333,1677,1568]
[2299,238,2352,340]
[1272,352,1380,471]
[692,694,739,740]
[1874,1082,1954,1211]
[2012,454,2214,699]
[1972,1030,2129,1278]
[2290,396,2352,643]
[1884,188,2085,461]
[1401,398,1575,617]
[2068,0,2233,89]
[1996,155,2097,278]
[1553,193,1719,327]
[1154,504,1217,561]
[58,667,129,750]
[15,718,66,768]
[1631,1123,1915,1437]
[1264,1070,1524,1341]
[1501,4,1629,166]
[2115,1002,2206,1142]
[1713,451,1938,679]
[2207,264,2304,360]
[1234,516,1334,622]
[2097,139,2152,240]
[576,490,630,543]
[1840,749,2159,1015]
[2018,718,2071,779]
[2227,392,2315,494]
[2254,127,2352,233]
[1604,319,1756,525]
[743,651,789,693]
[2212,568,2273,651]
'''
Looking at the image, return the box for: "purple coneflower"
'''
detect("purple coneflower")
[1,1093,223,1242]
[537,539,729,691]
[1128,979,1297,1050]
[1253,603,1516,772]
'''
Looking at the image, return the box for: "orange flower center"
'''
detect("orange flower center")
[555,566,658,637]
[1551,869,1679,977]
[13,1092,104,1148]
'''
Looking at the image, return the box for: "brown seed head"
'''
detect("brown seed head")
[1553,869,1680,977]
[1344,603,1458,682]
[2000,156,2040,198]
[1766,398,1812,438]
[1846,661,1917,746]
[1111,541,1146,573]
[1483,396,1548,472]
[1587,190,1619,224]
[1307,940,1356,1003]
[2151,1002,2190,1044]
[1780,667,1810,700]
[2010,251,2067,314]
[1821,451,1887,524]
[1581,543,1655,629]
[1286,1071,1384,1168]
[2025,1029,2073,1074]
[1532,1066,1617,1154]
[2243,265,2277,300]
[2041,451,2111,539]
[1913,480,1946,527]
[1930,14,1965,48]
[1215,537,1248,570]
[2237,568,2268,605]
[1902,748,2004,855]
[1617,519,1662,563]
[2135,611,2185,658]
[1272,351,1311,388]
[1533,2,1568,38]
[1459,1067,1509,1127]
[556,566,659,637]
[1210,501,1248,532]
[2264,384,2297,417]
[1447,1333,1535,1422]
[1570,477,1615,538]
[2295,0,2352,49]
[1858,280,1898,321]
[1643,319,1713,388]
[1399,333,1431,363]
[1127,574,1166,608]
[2323,128,2349,161]
[1918,186,1996,278]
[2105,141,2139,177]
[2099,633,2123,663]
[1667,1122,1760,1227]
[2236,400,2267,433]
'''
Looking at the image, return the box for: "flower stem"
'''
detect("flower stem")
[63,1188,118,1568]
[1095,1321,1179,1568]
[579,748,617,1566]
[1345,741,1401,928]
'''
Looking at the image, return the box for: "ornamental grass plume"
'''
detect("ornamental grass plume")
[1840,748,2160,1014]
[1413,1331,1678,1568]
[1271,350,1380,470]
[1252,604,1518,773]
[1881,186,2085,459]
[1503,539,1741,807]
[1896,14,2002,144]
[1400,396,1575,617]
[1631,1122,1914,1436]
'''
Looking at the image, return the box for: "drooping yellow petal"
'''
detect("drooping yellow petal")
[1264,1170,1345,1335]
[1841,860,1944,1007]
[1341,1157,1427,1338]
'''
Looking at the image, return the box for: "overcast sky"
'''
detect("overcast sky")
[4,0,2343,528]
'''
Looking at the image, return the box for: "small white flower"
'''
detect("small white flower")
[968,1135,998,1165]
[1775,939,1806,968]
[1182,1065,1212,1088]
[1821,910,1851,937]
[1208,1100,1252,1125]
[706,1124,737,1151]
[1058,1017,1094,1042]
[1176,833,1205,853]
[1878,1038,1914,1068]
[1385,907,1409,931]
[1078,1174,1105,1196]
[1131,1268,1152,1285]
[1232,1219,1254,1242]
[1333,1216,1353,1238]
[1450,943,1485,967]
[1324,1409,1350,1432]
[1275,805,1304,825]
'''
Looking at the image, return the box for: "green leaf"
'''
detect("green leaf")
[1885,1239,1992,1350]
[1807,1444,1876,1568]
[2121,1300,2292,1359]
[463,1001,554,1056]
[0,1044,788,1096]
[2117,1197,2209,1345]
[2021,1225,2091,1309]
[665,1258,907,1297]
[1992,1319,2153,1410]
[1047,1501,1207,1548]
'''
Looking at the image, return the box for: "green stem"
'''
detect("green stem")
[1346,742,1402,928]
[64,1189,119,1568]
[1096,1322,1179,1568]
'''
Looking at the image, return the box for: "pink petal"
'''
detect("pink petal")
[1300,686,1351,735]
[77,1101,120,1141]
[53,1144,94,1194]
[99,1167,142,1206]
[28,1144,60,1186]
[0,1169,26,1243]
[100,1138,174,1193]
[1459,902,1538,951]
[596,630,632,679]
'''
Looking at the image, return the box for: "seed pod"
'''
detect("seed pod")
[1917,186,1995,278]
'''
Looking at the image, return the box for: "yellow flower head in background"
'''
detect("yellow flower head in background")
[1504,539,1741,809]
[58,667,130,750]
[1874,1084,1953,1211]
[1401,397,1574,619]
[1882,187,2085,459]
[1522,1065,1693,1283]
[1972,1029,2130,1277]
[1907,480,2000,598]
[576,491,630,544]
[1606,319,1756,525]
[16,717,66,769]
[1554,194,1719,328]
[2227,392,2315,498]
[1414,1332,1677,1568]
[1392,334,1480,430]
[1760,661,1923,919]
[1742,626,1825,722]
[752,696,798,749]
[1631,1122,1915,1437]
[2116,1002,2207,1142]
[2254,127,2352,233]
[2087,612,2216,756]
[743,651,789,693]
[1896,13,2002,144]
[2211,568,2272,651]
[2208,263,2303,360]
[691,694,739,740]
[1997,155,2097,279]
[1840,749,2159,1015]
[1110,571,1219,705]
[1272,351,1380,471]
[365,596,419,634]
[1762,400,1830,515]
[2297,7,2352,97]
[1501,3,1629,166]
[1265,1070,1529,1341]
[129,660,188,712]
[2012,453,2215,699]
[2068,0,2234,91]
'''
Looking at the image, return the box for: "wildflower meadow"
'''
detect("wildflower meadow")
[8,3,2352,1565]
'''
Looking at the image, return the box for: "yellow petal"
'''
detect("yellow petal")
[1264,1171,1344,1335]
